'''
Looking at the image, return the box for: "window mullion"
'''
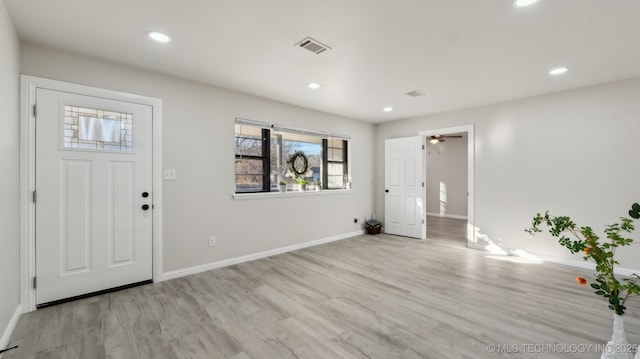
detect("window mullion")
[276,133,283,183]
[235,154,266,161]
[322,139,328,190]
[262,128,271,192]
[342,140,348,178]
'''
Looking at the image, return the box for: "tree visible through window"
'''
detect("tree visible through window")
[235,123,269,192]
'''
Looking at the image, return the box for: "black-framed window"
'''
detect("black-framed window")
[235,123,270,192]
[323,138,348,189]
[235,119,350,193]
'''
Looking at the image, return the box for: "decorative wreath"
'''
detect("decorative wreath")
[287,151,308,177]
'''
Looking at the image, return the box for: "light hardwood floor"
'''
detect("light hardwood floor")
[426,215,467,245]
[4,232,640,359]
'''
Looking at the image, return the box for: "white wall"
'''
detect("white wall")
[21,44,375,273]
[426,135,468,217]
[376,78,640,271]
[0,0,20,346]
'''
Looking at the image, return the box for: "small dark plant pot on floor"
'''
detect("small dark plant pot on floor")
[365,220,382,235]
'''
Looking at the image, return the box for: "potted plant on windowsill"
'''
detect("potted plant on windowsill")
[525,203,640,359]
[278,180,287,193]
[297,178,309,192]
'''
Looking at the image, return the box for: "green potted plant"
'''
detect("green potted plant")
[526,203,640,359]
[278,180,287,193]
[297,178,309,191]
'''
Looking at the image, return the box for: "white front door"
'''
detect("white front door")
[35,88,153,306]
[384,137,424,239]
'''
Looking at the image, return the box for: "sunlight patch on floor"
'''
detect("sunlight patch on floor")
[486,249,544,264]
[470,224,545,264]
[485,255,544,264]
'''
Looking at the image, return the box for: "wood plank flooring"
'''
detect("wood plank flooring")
[426,215,467,244]
[4,232,640,359]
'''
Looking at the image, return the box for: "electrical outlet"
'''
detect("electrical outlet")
[209,236,216,247]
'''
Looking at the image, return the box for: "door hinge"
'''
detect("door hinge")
[422,144,425,150]
[422,219,425,224]
[32,190,37,203]
[33,104,37,118]
[32,276,37,289]
[422,182,424,187]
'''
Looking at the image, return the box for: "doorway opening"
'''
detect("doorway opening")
[419,125,475,247]
[426,132,468,246]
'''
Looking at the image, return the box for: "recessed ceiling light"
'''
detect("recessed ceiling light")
[148,31,171,43]
[307,83,321,89]
[514,0,539,8]
[383,107,393,112]
[549,67,568,76]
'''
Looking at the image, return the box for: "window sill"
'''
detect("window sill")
[233,189,352,200]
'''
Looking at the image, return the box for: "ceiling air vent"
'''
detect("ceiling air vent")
[405,90,426,97]
[295,37,331,54]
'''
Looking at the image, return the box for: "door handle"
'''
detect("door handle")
[385,189,389,193]
[142,204,150,211]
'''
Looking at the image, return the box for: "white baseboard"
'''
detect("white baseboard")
[0,305,21,355]
[160,230,364,282]
[426,212,468,220]
[535,255,638,277]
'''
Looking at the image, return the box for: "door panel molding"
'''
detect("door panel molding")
[20,75,163,312]
[60,159,93,275]
[108,160,136,266]
[384,137,424,239]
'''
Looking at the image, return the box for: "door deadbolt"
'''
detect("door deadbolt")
[142,204,150,211]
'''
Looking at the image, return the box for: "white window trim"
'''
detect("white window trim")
[233,189,353,200]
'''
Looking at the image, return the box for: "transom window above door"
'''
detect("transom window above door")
[63,105,133,151]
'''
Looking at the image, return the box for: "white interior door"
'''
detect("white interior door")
[35,88,153,306]
[385,137,424,238]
